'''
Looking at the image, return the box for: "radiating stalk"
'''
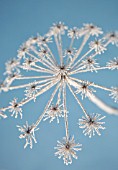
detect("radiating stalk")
[34,82,61,128]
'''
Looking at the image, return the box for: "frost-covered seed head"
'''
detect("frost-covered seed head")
[79,113,106,138]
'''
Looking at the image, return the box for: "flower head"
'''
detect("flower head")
[43,104,63,123]
[89,39,107,54]
[9,98,22,119]
[4,58,20,75]
[50,22,68,35]
[55,136,82,165]
[17,42,30,59]
[37,35,52,46]
[75,81,96,99]
[81,23,103,36]
[106,57,118,70]
[24,81,40,101]
[104,32,118,46]
[17,121,39,149]
[79,113,106,138]
[109,87,118,103]
[22,57,37,70]
[81,57,100,72]
[67,27,80,39]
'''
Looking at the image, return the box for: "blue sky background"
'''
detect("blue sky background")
[0,0,118,170]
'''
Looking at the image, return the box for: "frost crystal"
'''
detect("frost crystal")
[79,113,106,138]
[55,136,82,165]
[43,104,63,123]
[9,98,22,119]
[17,121,39,149]
[0,22,118,165]
[107,57,118,70]
[109,87,118,103]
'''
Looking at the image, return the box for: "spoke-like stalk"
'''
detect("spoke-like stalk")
[1,79,59,112]
[34,82,61,128]
[3,78,55,91]
[26,51,55,71]
[69,66,111,75]
[33,64,54,74]
[69,77,112,92]
[45,44,58,65]
[71,49,93,71]
[67,82,88,117]
[30,48,56,70]
[63,82,69,141]
[19,65,54,75]
[54,35,63,66]
[88,93,118,115]
[68,34,90,68]
[59,33,63,66]
[69,35,75,49]
[16,75,54,80]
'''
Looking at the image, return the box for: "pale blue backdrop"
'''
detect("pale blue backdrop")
[0,0,118,170]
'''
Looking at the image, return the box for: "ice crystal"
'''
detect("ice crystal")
[0,22,118,165]
[9,98,22,119]
[107,57,118,70]
[79,113,106,138]
[43,104,63,123]
[55,136,82,165]
[109,87,118,103]
[17,121,39,149]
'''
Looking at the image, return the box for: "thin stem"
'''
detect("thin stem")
[30,49,56,70]
[69,66,110,75]
[69,76,112,92]
[0,79,59,112]
[69,36,75,49]
[71,49,93,71]
[68,34,90,68]
[88,92,118,115]
[67,82,88,117]
[45,44,58,65]
[4,78,54,91]
[63,83,69,141]
[54,35,63,66]
[16,75,54,80]
[34,82,61,128]
[59,33,63,66]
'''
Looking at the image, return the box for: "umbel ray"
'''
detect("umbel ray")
[0,22,118,165]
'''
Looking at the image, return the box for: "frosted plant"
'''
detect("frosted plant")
[79,113,106,138]
[17,121,39,149]
[0,22,118,165]
[55,136,82,165]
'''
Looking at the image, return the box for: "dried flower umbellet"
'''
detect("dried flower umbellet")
[0,22,118,165]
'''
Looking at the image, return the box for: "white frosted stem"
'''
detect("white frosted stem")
[4,78,54,91]
[0,79,59,112]
[67,82,88,117]
[71,49,93,70]
[69,76,112,92]
[68,34,90,68]
[33,64,54,74]
[88,93,118,115]
[45,44,58,65]
[16,75,54,80]
[30,48,56,70]
[54,35,63,66]
[70,66,110,75]
[69,36,74,49]
[34,82,60,128]
[63,83,69,141]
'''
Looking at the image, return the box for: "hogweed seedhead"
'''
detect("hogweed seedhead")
[55,136,82,165]
[0,22,118,165]
[17,121,39,149]
[79,113,106,138]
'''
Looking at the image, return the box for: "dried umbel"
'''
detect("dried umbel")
[0,22,118,165]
